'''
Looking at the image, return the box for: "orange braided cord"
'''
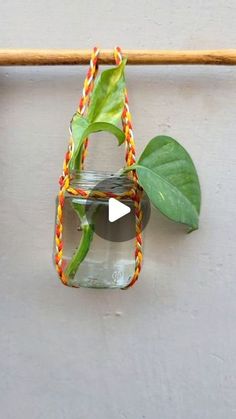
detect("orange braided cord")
[55,47,99,285]
[67,186,135,200]
[80,47,99,169]
[114,46,143,288]
[114,47,136,167]
[77,47,99,115]
[55,139,72,284]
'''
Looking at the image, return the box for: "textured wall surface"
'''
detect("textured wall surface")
[1,1,236,418]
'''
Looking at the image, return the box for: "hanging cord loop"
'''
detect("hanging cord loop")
[55,47,99,285]
[114,46,143,288]
[55,46,143,288]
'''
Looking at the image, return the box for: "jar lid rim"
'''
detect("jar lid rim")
[69,169,135,192]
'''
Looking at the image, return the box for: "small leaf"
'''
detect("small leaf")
[87,59,126,125]
[70,114,126,171]
[133,136,201,231]
[69,113,89,171]
[80,122,125,146]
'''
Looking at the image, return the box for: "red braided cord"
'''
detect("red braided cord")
[55,47,99,285]
[80,52,99,169]
[114,46,143,288]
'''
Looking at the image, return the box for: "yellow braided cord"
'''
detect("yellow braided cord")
[54,47,100,285]
[80,48,100,169]
[67,186,135,200]
[114,46,143,288]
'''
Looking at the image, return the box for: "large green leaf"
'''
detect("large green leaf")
[131,136,201,231]
[69,113,125,170]
[69,60,126,171]
[86,59,126,125]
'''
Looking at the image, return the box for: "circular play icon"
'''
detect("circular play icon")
[82,174,151,242]
[108,197,131,222]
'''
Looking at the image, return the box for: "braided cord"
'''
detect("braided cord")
[114,46,143,288]
[55,46,143,288]
[80,49,99,169]
[55,47,99,285]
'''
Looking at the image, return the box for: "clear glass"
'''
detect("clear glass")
[53,170,144,289]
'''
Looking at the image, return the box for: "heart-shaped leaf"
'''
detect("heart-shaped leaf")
[87,59,126,125]
[69,60,127,171]
[132,136,201,231]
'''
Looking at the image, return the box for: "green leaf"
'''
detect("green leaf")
[69,60,127,171]
[69,113,89,171]
[80,121,125,146]
[86,59,126,125]
[70,115,126,170]
[131,136,201,231]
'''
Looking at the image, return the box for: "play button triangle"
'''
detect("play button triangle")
[108,198,131,223]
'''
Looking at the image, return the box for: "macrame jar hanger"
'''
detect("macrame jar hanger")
[55,46,143,289]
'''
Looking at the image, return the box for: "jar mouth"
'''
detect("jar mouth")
[69,170,135,193]
[70,169,119,180]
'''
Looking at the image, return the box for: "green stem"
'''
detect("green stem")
[65,163,136,281]
[122,164,137,174]
[65,223,94,279]
[65,200,96,280]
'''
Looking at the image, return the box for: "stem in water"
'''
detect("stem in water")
[65,201,95,280]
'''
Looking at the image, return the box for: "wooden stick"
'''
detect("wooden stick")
[0,49,236,66]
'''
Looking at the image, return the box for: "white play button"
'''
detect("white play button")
[108,198,131,223]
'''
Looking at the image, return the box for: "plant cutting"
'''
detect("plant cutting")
[55,50,201,288]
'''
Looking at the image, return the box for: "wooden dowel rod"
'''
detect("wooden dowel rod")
[0,49,236,66]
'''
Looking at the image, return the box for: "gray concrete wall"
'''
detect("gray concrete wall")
[0,1,236,418]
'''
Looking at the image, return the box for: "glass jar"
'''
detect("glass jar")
[53,170,145,289]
